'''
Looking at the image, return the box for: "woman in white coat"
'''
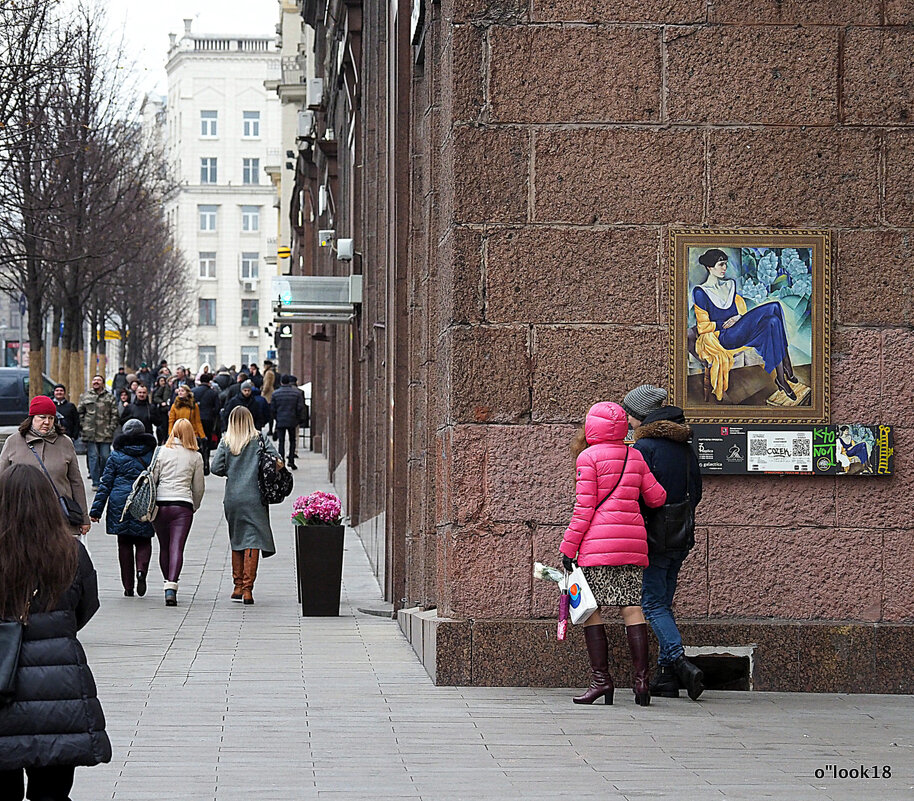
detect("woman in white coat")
[151,418,204,606]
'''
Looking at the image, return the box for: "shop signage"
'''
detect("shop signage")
[691,423,894,476]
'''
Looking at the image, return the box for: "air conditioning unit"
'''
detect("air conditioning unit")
[243,279,258,292]
[247,329,258,339]
[307,78,323,109]
[297,110,314,139]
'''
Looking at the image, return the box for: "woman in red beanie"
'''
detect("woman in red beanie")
[0,395,89,540]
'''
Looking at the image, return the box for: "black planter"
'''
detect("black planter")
[294,524,344,616]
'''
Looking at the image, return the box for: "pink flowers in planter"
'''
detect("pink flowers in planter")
[291,491,343,526]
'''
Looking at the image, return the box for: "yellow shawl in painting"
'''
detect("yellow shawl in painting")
[694,294,748,401]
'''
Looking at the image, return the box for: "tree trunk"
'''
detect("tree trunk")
[50,306,62,383]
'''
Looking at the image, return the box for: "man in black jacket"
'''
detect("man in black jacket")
[119,384,154,434]
[52,384,80,439]
[269,375,305,469]
[193,374,222,473]
[221,380,267,429]
[623,384,705,702]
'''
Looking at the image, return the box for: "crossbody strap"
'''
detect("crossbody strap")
[27,443,66,503]
[595,447,630,511]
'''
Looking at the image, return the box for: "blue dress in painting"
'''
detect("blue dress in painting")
[692,283,788,374]
[839,437,868,464]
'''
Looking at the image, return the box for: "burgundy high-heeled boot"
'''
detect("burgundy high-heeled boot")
[573,625,615,705]
[626,623,651,706]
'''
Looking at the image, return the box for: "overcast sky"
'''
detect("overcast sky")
[105,0,277,95]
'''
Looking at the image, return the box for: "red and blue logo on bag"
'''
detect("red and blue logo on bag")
[568,583,582,608]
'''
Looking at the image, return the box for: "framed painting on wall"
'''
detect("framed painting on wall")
[669,229,830,424]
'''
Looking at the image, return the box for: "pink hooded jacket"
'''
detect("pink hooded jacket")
[560,402,667,568]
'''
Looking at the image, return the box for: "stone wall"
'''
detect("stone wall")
[430,0,914,661]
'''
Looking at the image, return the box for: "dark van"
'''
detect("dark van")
[0,367,57,426]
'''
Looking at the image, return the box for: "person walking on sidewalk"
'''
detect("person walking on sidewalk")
[0,464,111,799]
[77,374,119,490]
[51,384,80,441]
[269,374,306,470]
[559,401,666,707]
[151,419,205,606]
[261,360,276,438]
[192,373,221,475]
[89,419,158,598]
[0,396,90,541]
[211,406,279,605]
[120,383,154,435]
[151,375,171,444]
[623,385,705,701]
[168,384,205,441]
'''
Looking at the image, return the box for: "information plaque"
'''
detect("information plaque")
[690,424,894,476]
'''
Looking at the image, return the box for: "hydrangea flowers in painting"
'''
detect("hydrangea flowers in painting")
[291,492,342,526]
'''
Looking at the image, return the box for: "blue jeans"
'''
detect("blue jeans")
[85,440,111,486]
[641,552,687,666]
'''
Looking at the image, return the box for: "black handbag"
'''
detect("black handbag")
[28,444,85,527]
[256,435,293,505]
[645,451,695,554]
[0,591,34,704]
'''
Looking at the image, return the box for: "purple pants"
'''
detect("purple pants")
[117,535,152,592]
[153,505,194,582]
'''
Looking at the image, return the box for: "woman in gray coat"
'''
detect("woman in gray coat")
[211,406,281,605]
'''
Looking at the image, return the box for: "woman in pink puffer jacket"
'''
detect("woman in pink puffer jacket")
[560,401,666,707]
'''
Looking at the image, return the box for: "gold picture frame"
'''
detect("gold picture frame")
[669,228,830,424]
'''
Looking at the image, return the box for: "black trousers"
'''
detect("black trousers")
[0,765,75,801]
[276,426,298,462]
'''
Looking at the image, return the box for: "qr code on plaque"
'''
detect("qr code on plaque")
[792,438,810,457]
[749,438,767,457]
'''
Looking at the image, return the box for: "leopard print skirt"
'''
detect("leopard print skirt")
[579,564,644,608]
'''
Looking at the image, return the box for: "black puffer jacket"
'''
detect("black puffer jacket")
[0,544,112,770]
[270,384,306,428]
[192,383,222,424]
[632,405,702,509]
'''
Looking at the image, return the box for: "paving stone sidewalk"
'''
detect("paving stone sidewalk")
[71,450,914,801]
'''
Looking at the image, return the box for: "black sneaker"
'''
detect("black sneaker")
[136,571,147,597]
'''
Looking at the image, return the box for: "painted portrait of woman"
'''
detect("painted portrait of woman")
[691,248,811,408]
[671,229,830,424]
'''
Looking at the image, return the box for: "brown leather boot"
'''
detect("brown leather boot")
[573,625,614,705]
[626,623,651,706]
[242,548,259,605]
[231,550,244,601]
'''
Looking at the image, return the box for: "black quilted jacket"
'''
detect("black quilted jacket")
[0,544,112,770]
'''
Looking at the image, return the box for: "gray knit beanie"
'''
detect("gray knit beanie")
[122,419,145,437]
[241,380,254,391]
[622,384,667,420]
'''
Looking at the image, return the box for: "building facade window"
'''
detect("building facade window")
[240,252,260,280]
[198,299,217,326]
[241,347,258,367]
[242,158,259,185]
[200,157,217,184]
[198,252,216,279]
[200,110,217,137]
[198,346,217,366]
[198,205,217,231]
[241,205,260,232]
[241,299,259,327]
[242,111,260,138]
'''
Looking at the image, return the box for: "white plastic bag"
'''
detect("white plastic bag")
[559,567,598,625]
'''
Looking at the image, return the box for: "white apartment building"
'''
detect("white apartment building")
[164,19,280,371]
